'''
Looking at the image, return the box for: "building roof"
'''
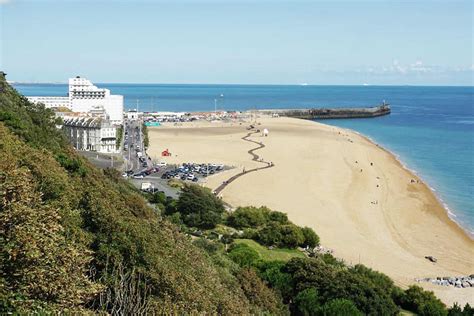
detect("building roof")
[63,117,105,128]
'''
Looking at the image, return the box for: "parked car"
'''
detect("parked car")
[156,161,167,167]
[133,174,144,179]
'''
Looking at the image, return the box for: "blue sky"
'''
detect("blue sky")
[0,0,472,85]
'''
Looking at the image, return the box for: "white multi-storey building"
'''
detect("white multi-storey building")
[27,76,124,124]
[26,96,71,109]
[62,117,119,153]
[68,76,123,124]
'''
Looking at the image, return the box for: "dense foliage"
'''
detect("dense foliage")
[116,124,123,149]
[448,303,474,315]
[394,285,447,316]
[0,78,283,314]
[227,206,320,248]
[175,184,225,228]
[142,123,149,148]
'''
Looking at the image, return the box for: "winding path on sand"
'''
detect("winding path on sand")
[214,130,274,195]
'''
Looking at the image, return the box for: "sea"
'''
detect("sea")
[12,83,474,236]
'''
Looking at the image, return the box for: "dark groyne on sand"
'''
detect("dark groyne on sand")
[260,103,391,120]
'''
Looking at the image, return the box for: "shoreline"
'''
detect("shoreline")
[147,116,474,305]
[347,128,474,241]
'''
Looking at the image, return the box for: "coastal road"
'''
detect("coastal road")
[123,118,152,173]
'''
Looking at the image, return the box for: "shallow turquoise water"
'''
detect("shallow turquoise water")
[13,83,474,234]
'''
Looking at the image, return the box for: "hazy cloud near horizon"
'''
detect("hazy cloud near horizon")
[1,0,473,85]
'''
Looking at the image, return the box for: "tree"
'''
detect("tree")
[268,211,289,224]
[148,191,167,205]
[398,285,447,316]
[448,303,463,316]
[177,184,225,229]
[280,224,305,248]
[294,288,321,316]
[227,206,271,228]
[300,227,320,248]
[237,268,288,315]
[321,299,362,316]
[256,222,284,247]
[257,261,293,302]
[283,258,400,315]
[462,303,474,315]
[256,223,305,248]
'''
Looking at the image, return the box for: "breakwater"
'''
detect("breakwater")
[416,275,474,288]
[260,103,391,120]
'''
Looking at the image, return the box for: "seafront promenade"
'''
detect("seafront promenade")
[214,129,274,195]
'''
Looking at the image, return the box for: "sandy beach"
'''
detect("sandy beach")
[148,116,474,306]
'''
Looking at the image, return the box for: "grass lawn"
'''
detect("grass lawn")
[234,239,305,261]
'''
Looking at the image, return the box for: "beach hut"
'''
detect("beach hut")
[263,128,269,137]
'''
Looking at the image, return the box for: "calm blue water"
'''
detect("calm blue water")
[13,83,474,234]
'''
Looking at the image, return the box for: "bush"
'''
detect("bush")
[227,206,271,228]
[294,288,321,316]
[284,258,400,315]
[228,243,261,267]
[300,227,320,248]
[256,223,306,248]
[177,184,224,229]
[397,285,447,316]
[257,261,293,301]
[256,222,284,246]
[268,211,289,224]
[237,268,288,315]
[321,298,362,316]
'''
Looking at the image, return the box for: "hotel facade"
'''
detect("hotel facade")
[62,117,119,153]
[27,76,124,124]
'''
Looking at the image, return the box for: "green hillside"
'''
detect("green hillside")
[0,76,283,314]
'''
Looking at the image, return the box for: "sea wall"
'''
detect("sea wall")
[260,104,391,120]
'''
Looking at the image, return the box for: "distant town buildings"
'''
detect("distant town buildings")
[27,76,124,124]
[27,96,70,109]
[62,116,118,153]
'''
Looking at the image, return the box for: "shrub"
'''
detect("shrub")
[227,206,271,228]
[256,222,284,246]
[268,211,289,224]
[321,298,362,316]
[284,258,400,315]
[397,285,447,316]
[177,184,224,229]
[257,261,293,301]
[294,288,321,316]
[228,243,261,267]
[300,227,320,248]
[256,223,305,248]
[237,268,288,315]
